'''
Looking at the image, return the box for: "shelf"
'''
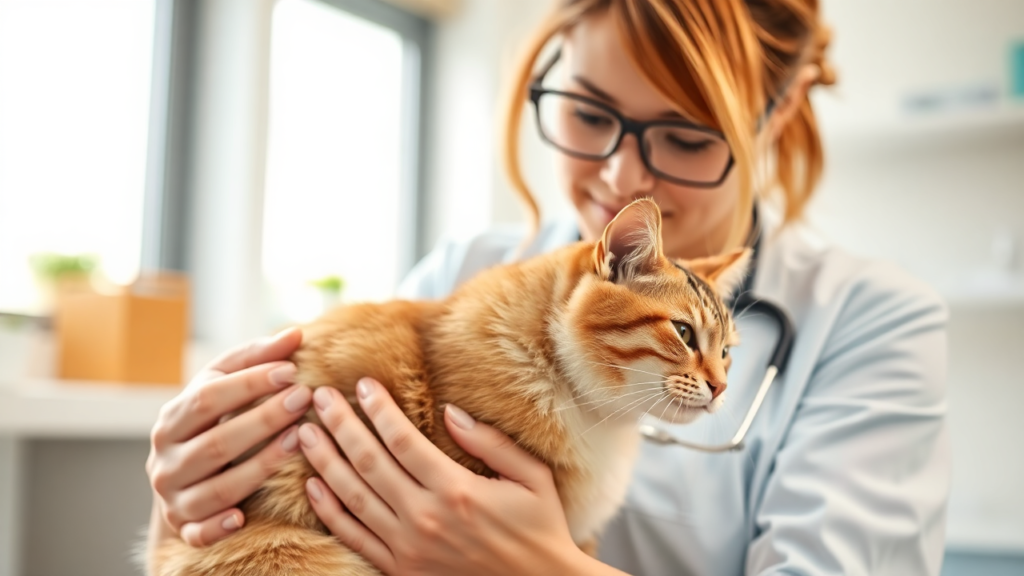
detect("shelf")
[933,272,1024,308]
[0,378,180,438]
[947,518,1024,555]
[814,99,1024,152]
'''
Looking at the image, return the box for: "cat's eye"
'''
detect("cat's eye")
[672,321,694,346]
[722,346,730,359]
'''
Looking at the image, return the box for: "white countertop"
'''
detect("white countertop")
[0,378,180,438]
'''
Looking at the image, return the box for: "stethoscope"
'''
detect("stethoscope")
[638,218,796,452]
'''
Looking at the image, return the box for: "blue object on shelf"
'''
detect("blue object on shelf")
[1012,40,1024,99]
[942,550,1024,576]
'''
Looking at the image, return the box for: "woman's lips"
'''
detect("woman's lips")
[593,200,620,224]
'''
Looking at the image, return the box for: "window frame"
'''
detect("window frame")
[308,0,432,277]
[150,0,431,280]
[141,0,198,273]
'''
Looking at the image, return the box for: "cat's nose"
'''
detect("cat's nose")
[706,380,726,400]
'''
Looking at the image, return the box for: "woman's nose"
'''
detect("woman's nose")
[599,134,656,199]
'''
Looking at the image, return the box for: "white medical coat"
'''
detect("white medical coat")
[398,210,950,576]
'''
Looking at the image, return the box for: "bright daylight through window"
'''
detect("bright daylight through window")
[263,0,407,326]
[0,0,155,315]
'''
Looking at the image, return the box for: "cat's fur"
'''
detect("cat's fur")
[150,199,749,576]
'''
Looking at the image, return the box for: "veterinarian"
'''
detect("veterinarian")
[144,0,951,574]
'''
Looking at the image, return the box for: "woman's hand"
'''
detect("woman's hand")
[298,378,591,576]
[145,328,313,547]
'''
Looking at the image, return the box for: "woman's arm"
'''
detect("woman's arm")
[144,328,313,563]
[746,275,950,575]
[299,378,633,576]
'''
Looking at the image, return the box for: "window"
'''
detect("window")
[0,0,157,314]
[262,0,426,325]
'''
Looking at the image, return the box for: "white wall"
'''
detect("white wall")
[809,0,1024,553]
[810,0,1024,292]
[422,0,571,249]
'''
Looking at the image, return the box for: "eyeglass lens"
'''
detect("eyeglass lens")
[536,92,732,185]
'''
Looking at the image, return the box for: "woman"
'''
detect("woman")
[144,0,951,574]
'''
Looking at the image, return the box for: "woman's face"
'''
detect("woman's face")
[555,11,743,260]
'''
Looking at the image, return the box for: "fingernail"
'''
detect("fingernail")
[281,427,299,452]
[446,404,476,430]
[356,378,375,400]
[313,387,333,411]
[299,424,319,448]
[306,478,323,502]
[269,363,297,388]
[221,513,240,532]
[284,386,311,413]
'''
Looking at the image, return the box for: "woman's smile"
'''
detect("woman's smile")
[586,193,625,228]
[585,192,675,231]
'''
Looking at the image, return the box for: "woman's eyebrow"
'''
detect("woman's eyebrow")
[572,75,618,104]
[571,74,695,122]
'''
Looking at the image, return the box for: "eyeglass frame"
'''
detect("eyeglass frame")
[528,49,778,189]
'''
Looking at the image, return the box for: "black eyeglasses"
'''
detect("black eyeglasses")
[529,50,774,188]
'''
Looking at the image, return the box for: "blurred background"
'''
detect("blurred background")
[0,0,1022,574]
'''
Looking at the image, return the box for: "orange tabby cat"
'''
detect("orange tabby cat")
[150,198,749,576]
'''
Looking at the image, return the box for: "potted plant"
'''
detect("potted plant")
[308,274,345,312]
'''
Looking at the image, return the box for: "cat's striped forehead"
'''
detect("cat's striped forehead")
[672,261,734,334]
[623,259,737,343]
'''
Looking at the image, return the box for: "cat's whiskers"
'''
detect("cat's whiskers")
[574,390,665,440]
[557,383,668,412]
[563,378,670,411]
[656,393,679,422]
[638,392,672,424]
[588,361,663,379]
[671,399,683,423]
[729,295,765,324]
[569,379,668,401]
[732,310,767,324]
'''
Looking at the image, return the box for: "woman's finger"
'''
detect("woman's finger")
[201,327,303,379]
[312,386,423,510]
[169,425,301,526]
[170,386,311,490]
[299,423,397,533]
[298,423,401,538]
[178,508,244,548]
[159,361,298,444]
[444,404,553,492]
[350,378,456,491]
[305,477,396,574]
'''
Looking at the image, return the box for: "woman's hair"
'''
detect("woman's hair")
[501,0,836,249]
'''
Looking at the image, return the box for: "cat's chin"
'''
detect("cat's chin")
[661,407,707,425]
[658,394,725,424]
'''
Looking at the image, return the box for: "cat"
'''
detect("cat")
[150,198,750,576]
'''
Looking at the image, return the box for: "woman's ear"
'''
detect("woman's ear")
[766,63,820,141]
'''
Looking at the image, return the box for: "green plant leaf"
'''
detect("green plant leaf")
[29,252,98,283]
[308,274,345,296]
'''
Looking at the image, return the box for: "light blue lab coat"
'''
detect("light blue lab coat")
[398,208,951,576]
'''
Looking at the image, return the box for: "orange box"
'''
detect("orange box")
[55,274,189,385]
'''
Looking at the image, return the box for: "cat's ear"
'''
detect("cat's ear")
[680,247,752,301]
[593,199,664,283]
